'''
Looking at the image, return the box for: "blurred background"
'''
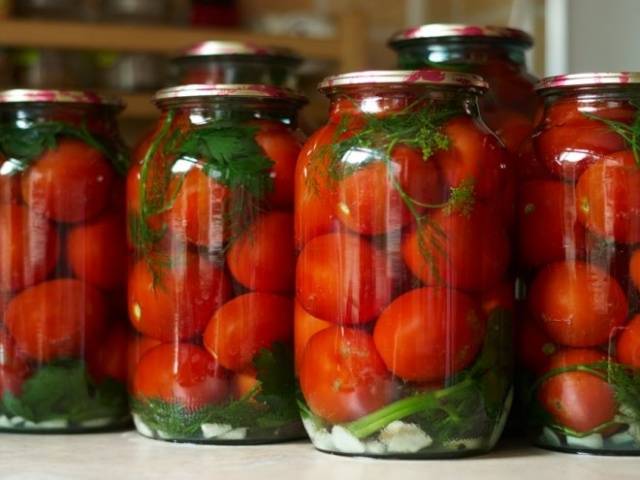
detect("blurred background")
[0,0,637,141]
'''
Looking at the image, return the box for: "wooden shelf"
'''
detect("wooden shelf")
[121,93,156,119]
[0,18,342,61]
[0,14,367,118]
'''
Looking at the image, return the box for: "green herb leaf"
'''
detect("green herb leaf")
[176,121,274,199]
[132,344,299,439]
[344,309,512,442]
[0,121,128,175]
[0,359,128,425]
[583,103,640,167]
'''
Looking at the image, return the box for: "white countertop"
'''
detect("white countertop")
[0,432,637,480]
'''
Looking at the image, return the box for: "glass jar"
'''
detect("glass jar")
[171,42,302,89]
[0,90,129,432]
[389,24,537,154]
[295,70,515,458]
[520,73,640,455]
[127,84,306,444]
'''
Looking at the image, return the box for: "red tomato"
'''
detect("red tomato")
[127,335,162,387]
[434,116,509,200]
[299,326,394,423]
[294,300,331,373]
[0,329,30,397]
[0,170,22,205]
[227,211,294,293]
[255,127,301,208]
[166,167,229,249]
[518,180,586,269]
[480,280,515,316]
[88,322,129,384]
[617,314,640,368]
[373,287,485,381]
[294,125,339,248]
[128,251,232,342]
[67,213,127,290]
[21,139,116,223]
[528,261,627,347]
[576,151,640,244]
[296,233,393,325]
[516,317,557,374]
[534,121,626,180]
[231,366,259,400]
[545,98,634,127]
[538,348,617,433]
[630,249,640,291]
[402,204,510,292]
[203,292,293,372]
[483,110,533,154]
[0,204,59,292]
[133,343,229,409]
[5,278,107,362]
[335,145,444,235]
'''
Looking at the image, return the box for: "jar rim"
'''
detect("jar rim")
[154,84,307,106]
[173,41,303,64]
[318,70,488,93]
[536,72,640,92]
[0,89,124,107]
[389,24,534,47]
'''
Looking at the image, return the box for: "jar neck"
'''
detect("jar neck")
[394,40,529,70]
[326,85,481,120]
[542,86,640,106]
[0,103,121,138]
[158,98,301,128]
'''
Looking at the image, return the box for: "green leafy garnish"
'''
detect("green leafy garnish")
[0,121,128,175]
[527,358,640,441]
[130,114,274,283]
[0,359,128,425]
[584,101,640,166]
[342,309,512,443]
[312,100,472,284]
[132,344,299,439]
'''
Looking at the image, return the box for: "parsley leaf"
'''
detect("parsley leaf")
[176,122,274,199]
[0,359,128,425]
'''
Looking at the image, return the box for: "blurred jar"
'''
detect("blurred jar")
[13,0,95,20]
[171,41,302,88]
[127,84,306,443]
[96,52,166,92]
[0,89,129,432]
[389,24,537,154]
[190,0,238,27]
[11,49,96,90]
[101,0,170,24]
[520,73,640,455]
[0,50,10,88]
[295,70,515,458]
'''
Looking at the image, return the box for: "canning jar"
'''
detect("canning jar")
[0,89,129,432]
[389,24,537,154]
[127,84,306,443]
[520,73,640,455]
[295,70,515,458]
[171,41,302,88]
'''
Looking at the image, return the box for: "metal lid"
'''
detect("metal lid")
[175,41,302,63]
[154,84,307,105]
[536,72,640,92]
[318,70,488,92]
[0,89,123,107]
[389,24,534,47]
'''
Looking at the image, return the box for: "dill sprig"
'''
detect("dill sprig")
[584,100,640,166]
[312,98,473,283]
